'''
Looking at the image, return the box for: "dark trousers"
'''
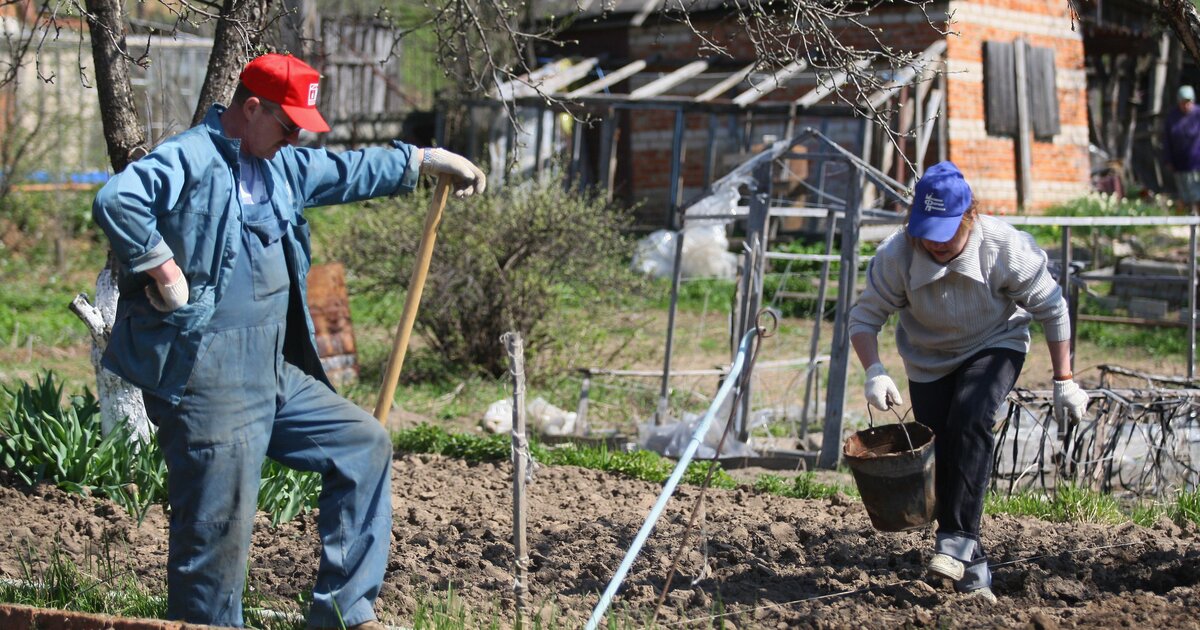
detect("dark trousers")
[909,348,1024,542]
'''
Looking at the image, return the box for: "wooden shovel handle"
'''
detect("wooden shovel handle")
[374,174,452,423]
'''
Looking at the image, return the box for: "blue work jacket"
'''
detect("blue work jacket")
[93,105,420,405]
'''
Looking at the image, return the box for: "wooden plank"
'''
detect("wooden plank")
[695,62,757,102]
[1014,38,1033,210]
[1029,46,1060,139]
[984,40,1017,136]
[568,59,648,97]
[629,60,711,99]
[865,40,947,110]
[732,58,807,107]
[916,89,943,168]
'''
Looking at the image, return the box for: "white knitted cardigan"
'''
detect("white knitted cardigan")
[848,215,1070,382]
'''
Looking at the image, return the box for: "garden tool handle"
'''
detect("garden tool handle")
[374,175,452,423]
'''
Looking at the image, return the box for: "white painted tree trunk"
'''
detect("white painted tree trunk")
[70,260,151,441]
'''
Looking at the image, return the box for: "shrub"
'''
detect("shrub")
[327,176,645,377]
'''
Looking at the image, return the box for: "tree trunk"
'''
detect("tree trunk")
[1159,0,1200,67]
[191,0,275,126]
[78,0,275,437]
[79,0,151,438]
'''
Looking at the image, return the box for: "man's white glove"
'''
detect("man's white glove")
[421,148,486,198]
[145,275,189,312]
[864,362,903,411]
[1053,378,1089,422]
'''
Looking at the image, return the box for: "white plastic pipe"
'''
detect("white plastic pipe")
[585,327,760,630]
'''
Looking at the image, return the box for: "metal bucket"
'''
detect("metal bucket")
[842,422,936,532]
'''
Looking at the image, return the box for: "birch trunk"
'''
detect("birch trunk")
[76,0,275,437]
[79,0,150,437]
[69,258,150,440]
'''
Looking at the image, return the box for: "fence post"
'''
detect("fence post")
[502,332,530,614]
[819,165,862,469]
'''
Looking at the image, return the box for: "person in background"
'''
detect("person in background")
[92,53,486,630]
[846,161,1089,603]
[1164,84,1200,214]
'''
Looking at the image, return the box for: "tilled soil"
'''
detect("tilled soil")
[1,455,1198,629]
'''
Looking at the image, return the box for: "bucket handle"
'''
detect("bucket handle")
[866,404,917,453]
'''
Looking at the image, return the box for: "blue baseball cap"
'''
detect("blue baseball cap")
[1180,85,1195,102]
[908,161,973,243]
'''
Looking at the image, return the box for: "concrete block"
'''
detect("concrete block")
[1129,297,1169,320]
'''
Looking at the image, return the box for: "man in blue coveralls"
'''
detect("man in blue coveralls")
[92,54,486,629]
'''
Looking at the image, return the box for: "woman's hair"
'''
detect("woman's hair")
[906,201,978,249]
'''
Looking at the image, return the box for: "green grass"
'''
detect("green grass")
[392,423,739,490]
[985,485,1127,524]
[0,191,108,350]
[752,472,850,499]
[0,539,306,628]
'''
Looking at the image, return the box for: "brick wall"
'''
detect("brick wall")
[941,0,1090,213]
[573,0,1090,222]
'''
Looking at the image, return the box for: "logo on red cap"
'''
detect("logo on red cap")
[240,54,330,133]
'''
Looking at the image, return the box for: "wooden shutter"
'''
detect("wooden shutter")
[984,41,1017,136]
[1028,46,1061,139]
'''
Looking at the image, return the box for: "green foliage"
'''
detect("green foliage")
[0,373,165,520]
[985,485,1126,524]
[0,191,107,351]
[323,176,645,377]
[1172,487,1200,527]
[1075,320,1187,356]
[651,277,736,313]
[759,238,878,319]
[752,472,844,500]
[258,460,322,527]
[0,372,322,524]
[392,424,737,488]
[1026,193,1167,242]
[0,541,305,628]
[1024,193,1170,256]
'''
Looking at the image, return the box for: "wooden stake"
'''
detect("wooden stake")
[503,332,531,613]
[374,175,452,423]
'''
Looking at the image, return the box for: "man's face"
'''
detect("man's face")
[1182,98,1195,114]
[241,97,300,159]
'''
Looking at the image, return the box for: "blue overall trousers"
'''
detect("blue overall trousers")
[144,172,393,628]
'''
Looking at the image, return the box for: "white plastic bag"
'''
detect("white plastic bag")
[481,399,513,434]
[631,226,737,280]
[527,397,577,436]
[631,229,677,278]
[481,397,577,436]
[637,411,757,459]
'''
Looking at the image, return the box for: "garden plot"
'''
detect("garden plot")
[1,454,1198,628]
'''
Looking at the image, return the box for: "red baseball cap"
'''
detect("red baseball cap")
[240,54,330,133]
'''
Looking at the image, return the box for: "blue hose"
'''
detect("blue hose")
[585,327,760,630]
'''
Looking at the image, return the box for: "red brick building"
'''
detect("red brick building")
[517,0,1092,221]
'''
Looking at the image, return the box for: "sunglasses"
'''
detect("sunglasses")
[264,104,301,136]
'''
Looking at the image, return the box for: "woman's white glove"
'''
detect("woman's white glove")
[1053,379,1089,422]
[421,148,487,198]
[145,275,189,312]
[864,362,903,411]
